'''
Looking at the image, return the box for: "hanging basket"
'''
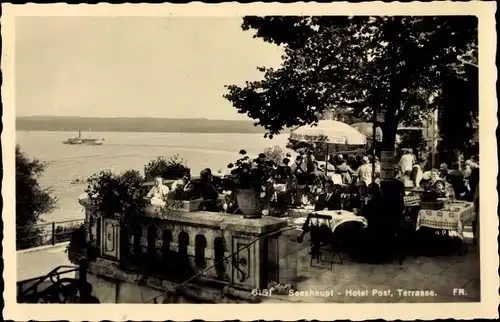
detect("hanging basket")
[236,189,261,219]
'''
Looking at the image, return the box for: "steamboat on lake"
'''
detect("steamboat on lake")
[63,131,104,145]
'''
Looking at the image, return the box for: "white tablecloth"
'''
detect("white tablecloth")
[415,201,476,239]
[293,210,368,233]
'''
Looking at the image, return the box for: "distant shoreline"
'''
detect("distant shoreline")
[17,116,292,134]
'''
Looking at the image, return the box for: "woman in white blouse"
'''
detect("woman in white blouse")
[146,177,170,206]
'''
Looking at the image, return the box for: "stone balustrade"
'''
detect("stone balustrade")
[78,195,288,302]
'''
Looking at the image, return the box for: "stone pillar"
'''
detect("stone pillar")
[220,216,287,290]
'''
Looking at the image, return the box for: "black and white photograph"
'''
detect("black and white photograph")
[2,2,498,321]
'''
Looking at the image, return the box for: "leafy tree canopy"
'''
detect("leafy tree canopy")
[16,145,57,249]
[225,16,477,150]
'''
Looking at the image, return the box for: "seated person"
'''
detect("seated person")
[314,180,342,211]
[197,168,219,211]
[170,173,195,199]
[360,183,383,221]
[145,177,170,205]
[350,180,368,213]
[171,173,192,191]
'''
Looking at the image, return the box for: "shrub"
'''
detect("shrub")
[16,145,58,250]
[144,155,189,181]
[85,169,148,225]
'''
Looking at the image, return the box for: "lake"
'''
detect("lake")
[16,131,292,223]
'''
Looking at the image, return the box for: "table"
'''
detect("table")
[415,201,475,239]
[293,210,368,233]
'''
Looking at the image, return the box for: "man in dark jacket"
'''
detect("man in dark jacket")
[314,180,342,211]
[198,168,219,211]
[447,162,466,200]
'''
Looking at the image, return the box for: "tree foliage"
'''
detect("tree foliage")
[225,16,477,151]
[16,145,57,250]
[437,63,479,163]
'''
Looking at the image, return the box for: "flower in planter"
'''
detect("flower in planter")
[226,152,280,194]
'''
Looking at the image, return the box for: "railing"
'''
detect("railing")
[16,219,84,250]
[17,258,100,303]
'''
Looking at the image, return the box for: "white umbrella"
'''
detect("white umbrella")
[289,120,367,145]
[289,120,367,174]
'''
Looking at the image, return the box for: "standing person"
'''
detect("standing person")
[290,155,307,175]
[472,183,479,245]
[468,159,479,201]
[374,156,381,177]
[290,155,308,205]
[439,163,449,181]
[411,158,425,188]
[347,154,358,171]
[356,156,373,186]
[447,162,466,200]
[398,149,415,178]
[463,159,473,178]
[453,149,465,171]
[336,158,356,185]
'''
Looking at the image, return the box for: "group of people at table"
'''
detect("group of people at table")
[144,148,479,260]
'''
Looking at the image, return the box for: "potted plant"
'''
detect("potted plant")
[226,150,279,219]
[144,155,190,181]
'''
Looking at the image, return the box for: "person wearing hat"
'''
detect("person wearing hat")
[336,157,356,184]
[356,156,373,185]
[198,168,219,211]
[439,163,449,180]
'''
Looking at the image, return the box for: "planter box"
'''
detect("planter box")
[169,198,203,212]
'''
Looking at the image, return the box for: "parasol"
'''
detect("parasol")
[289,120,366,174]
[289,120,367,145]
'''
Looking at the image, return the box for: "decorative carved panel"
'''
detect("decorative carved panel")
[231,236,251,286]
[102,218,120,260]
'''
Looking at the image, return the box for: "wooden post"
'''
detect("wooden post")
[372,108,377,183]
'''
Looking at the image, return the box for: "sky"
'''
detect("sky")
[15,16,284,120]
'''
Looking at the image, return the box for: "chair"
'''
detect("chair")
[308,214,343,269]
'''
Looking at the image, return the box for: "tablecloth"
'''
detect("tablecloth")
[404,195,421,207]
[293,210,368,233]
[415,201,475,239]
